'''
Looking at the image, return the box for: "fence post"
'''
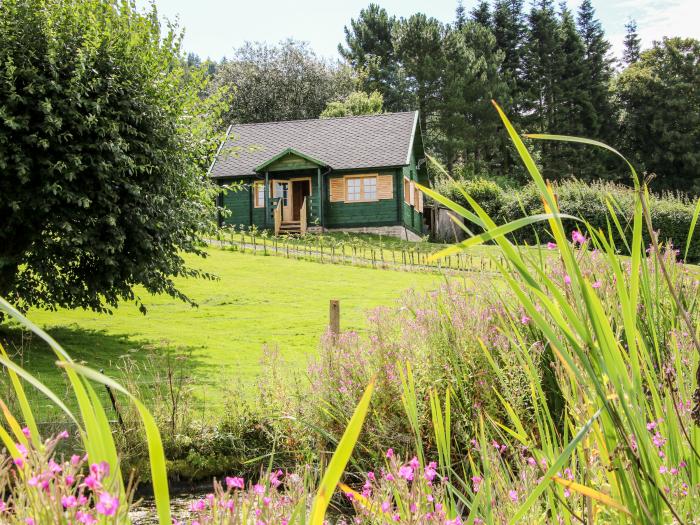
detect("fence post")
[329,299,340,340]
[100,369,124,429]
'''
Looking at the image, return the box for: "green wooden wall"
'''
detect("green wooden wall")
[221,183,251,226]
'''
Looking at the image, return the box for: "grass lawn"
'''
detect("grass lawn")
[0,246,448,420]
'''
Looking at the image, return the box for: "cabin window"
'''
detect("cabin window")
[254,182,265,208]
[346,176,378,202]
[404,178,411,205]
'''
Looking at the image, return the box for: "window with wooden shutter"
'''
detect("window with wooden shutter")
[404,178,411,204]
[417,189,424,212]
[346,175,378,202]
[409,181,415,205]
[329,177,345,202]
[377,174,393,199]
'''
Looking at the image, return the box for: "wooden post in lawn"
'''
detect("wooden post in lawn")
[329,299,340,340]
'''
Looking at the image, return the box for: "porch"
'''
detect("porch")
[258,168,324,235]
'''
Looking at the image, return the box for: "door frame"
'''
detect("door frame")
[270,177,312,221]
[290,177,312,221]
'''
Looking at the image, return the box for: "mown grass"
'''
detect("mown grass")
[0,246,447,420]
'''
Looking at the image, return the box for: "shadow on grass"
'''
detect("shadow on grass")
[0,324,215,425]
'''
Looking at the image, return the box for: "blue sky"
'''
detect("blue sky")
[137,0,700,61]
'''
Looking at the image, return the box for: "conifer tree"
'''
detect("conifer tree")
[437,21,507,173]
[339,4,408,111]
[551,5,590,177]
[522,0,561,177]
[576,0,616,177]
[469,1,491,28]
[455,0,467,29]
[623,19,642,65]
[393,14,445,134]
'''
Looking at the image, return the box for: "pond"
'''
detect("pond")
[130,492,202,524]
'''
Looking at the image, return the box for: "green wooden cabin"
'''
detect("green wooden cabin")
[208,111,428,239]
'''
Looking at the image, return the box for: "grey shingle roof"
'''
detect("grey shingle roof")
[209,111,418,178]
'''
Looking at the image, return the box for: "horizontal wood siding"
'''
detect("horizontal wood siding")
[325,170,400,228]
[221,184,251,226]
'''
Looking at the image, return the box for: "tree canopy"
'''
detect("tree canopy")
[0,0,227,312]
[212,40,353,124]
[616,38,700,193]
[320,91,384,118]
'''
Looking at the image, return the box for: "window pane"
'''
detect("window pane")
[347,178,361,201]
[256,184,265,207]
[364,177,377,200]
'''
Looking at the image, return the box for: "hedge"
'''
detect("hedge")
[433,178,700,262]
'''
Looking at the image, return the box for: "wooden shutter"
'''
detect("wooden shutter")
[377,174,393,200]
[330,177,345,202]
[417,190,424,212]
[404,178,411,204]
[409,181,415,205]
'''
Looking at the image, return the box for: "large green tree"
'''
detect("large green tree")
[338,4,409,112]
[0,0,226,312]
[615,38,700,193]
[576,0,615,144]
[622,19,641,66]
[212,40,353,124]
[392,14,445,135]
[436,22,508,174]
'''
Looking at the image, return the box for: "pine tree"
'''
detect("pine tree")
[522,0,561,177]
[339,4,408,111]
[437,22,507,173]
[551,5,590,177]
[455,0,467,29]
[470,1,491,28]
[576,0,616,177]
[622,19,641,65]
[491,0,526,179]
[393,14,445,134]
[492,0,526,104]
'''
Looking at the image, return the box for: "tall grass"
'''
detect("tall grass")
[415,101,700,523]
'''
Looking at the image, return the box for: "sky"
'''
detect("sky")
[136,0,700,62]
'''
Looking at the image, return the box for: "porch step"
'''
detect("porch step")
[278,221,301,234]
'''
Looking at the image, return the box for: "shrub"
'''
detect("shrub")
[464,178,700,262]
[433,177,506,219]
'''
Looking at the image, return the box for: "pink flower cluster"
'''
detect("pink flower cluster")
[0,429,127,524]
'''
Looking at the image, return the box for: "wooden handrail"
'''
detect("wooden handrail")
[300,196,307,234]
[274,200,282,236]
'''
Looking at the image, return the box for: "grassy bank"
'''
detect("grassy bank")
[0,246,447,420]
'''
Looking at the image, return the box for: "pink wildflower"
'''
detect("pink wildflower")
[546,242,557,250]
[408,456,420,469]
[225,476,245,490]
[398,465,414,481]
[509,489,519,502]
[61,495,77,508]
[571,230,586,245]
[386,448,394,458]
[96,492,119,516]
[253,484,265,495]
[521,314,531,325]
[381,500,391,513]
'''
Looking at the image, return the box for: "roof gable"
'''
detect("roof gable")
[255,148,327,172]
[209,111,419,178]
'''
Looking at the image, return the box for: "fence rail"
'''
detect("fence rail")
[208,231,506,274]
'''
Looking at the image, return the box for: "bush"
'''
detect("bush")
[498,179,700,260]
[434,177,506,219]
